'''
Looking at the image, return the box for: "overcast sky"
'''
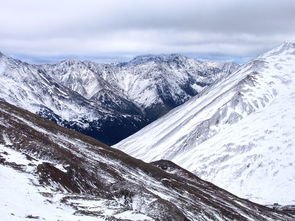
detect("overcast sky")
[0,0,294,64]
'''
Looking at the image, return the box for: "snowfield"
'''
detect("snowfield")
[115,42,295,205]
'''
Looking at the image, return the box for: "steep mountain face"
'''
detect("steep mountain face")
[0,101,293,221]
[43,54,239,121]
[114,42,295,205]
[115,55,239,121]
[0,54,146,145]
[42,60,142,116]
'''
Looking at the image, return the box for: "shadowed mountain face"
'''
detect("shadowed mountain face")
[0,52,238,145]
[0,100,293,220]
[114,42,295,205]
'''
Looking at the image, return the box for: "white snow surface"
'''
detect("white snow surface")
[0,144,103,221]
[114,42,295,205]
[0,136,158,220]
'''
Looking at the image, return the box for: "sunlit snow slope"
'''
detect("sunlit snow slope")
[115,42,295,205]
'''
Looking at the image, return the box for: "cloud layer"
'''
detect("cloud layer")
[1,0,294,63]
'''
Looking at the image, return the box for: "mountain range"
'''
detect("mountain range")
[1,42,295,219]
[0,52,238,145]
[115,42,295,206]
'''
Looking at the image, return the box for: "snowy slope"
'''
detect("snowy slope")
[1,101,293,220]
[114,42,295,205]
[0,157,98,221]
[0,53,103,123]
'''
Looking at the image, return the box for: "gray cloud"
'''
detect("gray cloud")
[0,0,294,63]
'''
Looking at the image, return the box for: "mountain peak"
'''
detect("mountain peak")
[126,53,187,66]
[261,41,295,58]
[59,58,84,66]
[281,40,295,48]
[275,41,295,53]
[0,51,7,59]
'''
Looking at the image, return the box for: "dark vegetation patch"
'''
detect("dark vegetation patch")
[25,215,39,219]
[37,162,81,193]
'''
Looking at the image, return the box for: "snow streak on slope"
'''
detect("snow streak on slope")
[115,42,295,205]
[1,101,293,221]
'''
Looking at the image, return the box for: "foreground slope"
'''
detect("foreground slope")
[0,101,292,220]
[115,42,295,205]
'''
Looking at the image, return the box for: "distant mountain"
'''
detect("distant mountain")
[0,52,238,145]
[114,42,295,205]
[1,100,293,221]
[43,54,239,121]
[0,53,146,145]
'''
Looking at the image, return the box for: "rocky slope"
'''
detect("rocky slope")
[0,100,293,221]
[114,42,295,205]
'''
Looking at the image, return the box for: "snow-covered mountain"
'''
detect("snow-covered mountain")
[0,51,238,145]
[1,100,293,221]
[0,53,146,145]
[114,42,295,205]
[43,54,239,121]
[42,59,142,116]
